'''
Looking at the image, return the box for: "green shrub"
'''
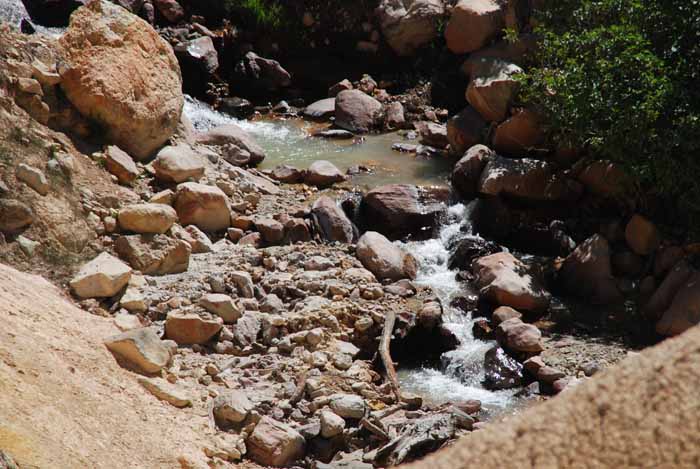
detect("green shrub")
[222,0,285,31]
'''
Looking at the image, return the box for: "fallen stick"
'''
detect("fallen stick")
[379,310,402,403]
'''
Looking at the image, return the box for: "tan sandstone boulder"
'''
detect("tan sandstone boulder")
[115,234,191,276]
[377,0,446,56]
[59,0,183,160]
[246,417,306,467]
[174,182,231,232]
[164,311,223,345]
[118,203,178,234]
[153,145,205,184]
[70,252,132,299]
[104,327,174,374]
[356,231,418,281]
[445,0,505,54]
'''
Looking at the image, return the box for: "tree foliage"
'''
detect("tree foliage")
[520,0,700,230]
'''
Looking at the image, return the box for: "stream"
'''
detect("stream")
[185,97,520,414]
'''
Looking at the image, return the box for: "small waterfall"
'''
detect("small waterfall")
[398,203,517,411]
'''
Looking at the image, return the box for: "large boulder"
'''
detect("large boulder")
[625,214,660,256]
[492,108,544,157]
[303,98,336,120]
[174,182,231,232]
[104,327,174,374]
[473,252,550,313]
[118,203,178,234]
[311,196,357,244]
[466,59,522,122]
[576,160,630,199]
[416,121,449,148]
[305,160,346,188]
[164,311,223,345]
[655,272,700,337]
[360,184,448,240]
[233,52,292,95]
[376,0,446,56]
[483,346,524,390]
[445,0,505,55]
[451,144,494,198]
[447,107,487,155]
[174,36,219,96]
[0,199,33,234]
[70,252,132,299]
[558,235,623,305]
[356,231,418,281]
[196,124,266,166]
[59,0,183,160]
[115,234,191,276]
[104,145,139,185]
[246,417,306,467]
[335,90,383,133]
[20,0,85,27]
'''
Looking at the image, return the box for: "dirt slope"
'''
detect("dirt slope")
[0,263,211,469]
[407,321,700,468]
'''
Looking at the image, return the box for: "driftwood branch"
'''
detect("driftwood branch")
[379,310,402,403]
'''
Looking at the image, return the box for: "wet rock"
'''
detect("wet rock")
[385,102,406,130]
[138,377,191,408]
[473,252,550,312]
[416,121,448,148]
[305,161,346,188]
[611,251,644,277]
[466,59,522,122]
[335,90,383,133]
[196,124,266,166]
[330,394,366,419]
[559,235,623,305]
[165,311,223,345]
[360,184,448,240]
[451,144,494,198]
[70,252,132,299]
[314,129,355,140]
[104,327,174,374]
[446,107,487,155]
[304,98,336,120]
[199,293,241,324]
[445,0,505,54]
[356,231,417,281]
[219,97,254,118]
[59,0,183,159]
[118,203,177,234]
[212,391,254,426]
[104,145,139,185]
[0,200,34,234]
[233,52,292,94]
[16,163,49,195]
[153,145,205,183]
[448,236,501,270]
[377,0,445,56]
[473,318,493,340]
[497,318,543,353]
[483,346,524,390]
[174,182,231,232]
[174,36,218,96]
[654,246,685,277]
[115,234,191,276]
[625,214,660,256]
[492,108,544,157]
[270,165,304,183]
[656,272,700,336]
[247,417,306,467]
[312,196,357,244]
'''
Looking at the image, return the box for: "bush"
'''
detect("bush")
[222,0,285,31]
[519,0,700,232]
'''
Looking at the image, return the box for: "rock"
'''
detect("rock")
[150,189,175,205]
[70,252,132,299]
[385,102,406,130]
[225,166,279,195]
[447,107,487,155]
[416,121,448,148]
[492,108,544,157]
[233,52,292,94]
[256,218,285,244]
[356,231,417,281]
[377,0,445,56]
[644,261,693,320]
[537,366,566,385]
[329,79,353,97]
[576,160,629,199]
[656,272,700,336]
[196,124,266,166]
[118,203,178,234]
[270,165,304,183]
[319,411,345,439]
[0,200,34,234]
[523,355,545,375]
[165,311,223,345]
[233,312,262,347]
[176,225,214,253]
[483,346,523,390]
[199,293,241,324]
[16,163,49,195]
[497,318,543,353]
[611,251,644,277]
[20,0,85,27]
[115,234,191,276]
[335,90,383,133]
[311,196,357,244]
[246,417,306,467]
[654,246,685,277]
[625,215,660,256]
[559,235,623,305]
[174,36,219,96]
[305,161,346,188]
[360,184,448,240]
[239,232,262,247]
[59,0,183,159]
[114,311,142,332]
[104,145,139,185]
[451,144,494,198]
[230,271,255,298]
[466,59,522,122]
[104,327,174,374]
[174,182,231,232]
[153,145,205,183]
[445,0,505,54]
[330,394,366,419]
[304,98,336,119]
[119,287,147,313]
[153,0,185,23]
[473,252,550,313]
[212,391,254,425]
[16,236,39,257]
[138,377,191,408]
[314,129,355,140]
[492,306,522,325]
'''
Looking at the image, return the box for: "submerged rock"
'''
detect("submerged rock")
[483,346,524,390]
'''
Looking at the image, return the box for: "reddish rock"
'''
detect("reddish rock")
[559,235,623,305]
[445,0,505,54]
[356,231,417,281]
[466,59,522,122]
[656,272,700,336]
[447,107,487,155]
[497,318,543,353]
[104,145,139,185]
[644,260,693,320]
[625,214,660,256]
[311,196,356,244]
[165,311,223,345]
[335,90,383,133]
[492,306,522,326]
[492,108,544,157]
[451,144,494,198]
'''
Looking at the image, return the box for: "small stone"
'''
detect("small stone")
[230,271,255,298]
[212,390,254,425]
[16,163,49,195]
[114,311,142,331]
[138,377,192,407]
[70,252,132,299]
[104,327,174,374]
[329,394,366,419]
[199,293,242,324]
[165,311,223,345]
[320,410,345,438]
